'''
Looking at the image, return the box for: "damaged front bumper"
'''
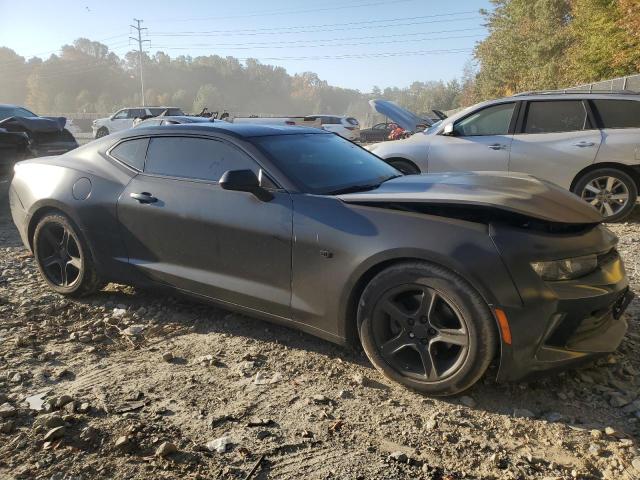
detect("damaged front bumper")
[490,223,632,382]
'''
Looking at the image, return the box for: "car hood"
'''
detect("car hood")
[337,172,603,224]
[0,116,67,133]
[369,99,433,132]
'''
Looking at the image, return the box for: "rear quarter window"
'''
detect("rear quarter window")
[523,101,590,133]
[109,138,149,171]
[591,99,640,129]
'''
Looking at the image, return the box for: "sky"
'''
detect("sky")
[0,0,492,92]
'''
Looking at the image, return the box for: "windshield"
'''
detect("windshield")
[0,106,38,120]
[253,133,400,195]
[425,120,443,134]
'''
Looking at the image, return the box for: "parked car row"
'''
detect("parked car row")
[10,122,633,395]
[92,106,186,138]
[368,92,640,221]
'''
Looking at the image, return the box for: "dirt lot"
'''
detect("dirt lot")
[0,173,639,480]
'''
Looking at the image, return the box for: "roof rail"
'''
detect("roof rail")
[513,89,639,96]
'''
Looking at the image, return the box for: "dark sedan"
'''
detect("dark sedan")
[9,123,633,395]
[359,122,393,142]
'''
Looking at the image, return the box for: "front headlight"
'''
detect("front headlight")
[531,254,598,281]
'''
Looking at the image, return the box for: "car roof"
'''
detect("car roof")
[510,92,640,101]
[139,115,210,123]
[124,122,328,138]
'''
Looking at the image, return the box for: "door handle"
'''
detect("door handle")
[573,141,595,147]
[488,143,506,150]
[130,192,157,203]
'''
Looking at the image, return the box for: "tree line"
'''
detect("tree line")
[0,0,639,119]
[473,0,640,99]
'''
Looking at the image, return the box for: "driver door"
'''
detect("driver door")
[116,135,293,317]
[426,102,517,173]
[110,109,132,132]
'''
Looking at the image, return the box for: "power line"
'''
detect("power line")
[9,47,474,80]
[151,0,423,23]
[150,12,481,36]
[130,19,150,106]
[151,33,483,51]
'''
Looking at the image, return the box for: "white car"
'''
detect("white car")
[367,92,640,221]
[304,115,360,140]
[92,107,184,138]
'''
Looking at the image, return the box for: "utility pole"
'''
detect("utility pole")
[130,19,150,106]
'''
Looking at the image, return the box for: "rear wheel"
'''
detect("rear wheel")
[388,159,420,175]
[358,262,497,396]
[574,168,637,222]
[33,213,103,297]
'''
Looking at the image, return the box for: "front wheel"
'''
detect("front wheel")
[33,213,103,297]
[358,262,497,396]
[388,159,420,175]
[95,127,109,138]
[574,168,637,222]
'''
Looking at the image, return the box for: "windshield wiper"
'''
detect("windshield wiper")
[326,175,401,195]
[326,183,383,195]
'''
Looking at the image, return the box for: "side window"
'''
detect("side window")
[112,110,127,120]
[144,137,258,182]
[128,109,145,119]
[454,103,515,136]
[591,100,640,129]
[523,101,590,134]
[110,138,149,171]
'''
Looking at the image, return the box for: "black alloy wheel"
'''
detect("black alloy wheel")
[358,262,497,395]
[372,284,469,381]
[33,213,103,297]
[36,221,83,288]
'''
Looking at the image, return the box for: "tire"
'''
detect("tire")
[358,261,497,396]
[95,127,109,138]
[388,159,420,175]
[573,168,637,222]
[33,213,103,297]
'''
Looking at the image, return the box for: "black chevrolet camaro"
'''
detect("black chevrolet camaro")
[8,123,633,395]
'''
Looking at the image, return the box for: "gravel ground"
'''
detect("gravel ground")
[0,174,639,480]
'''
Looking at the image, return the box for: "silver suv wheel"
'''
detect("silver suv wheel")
[581,176,630,217]
[574,168,638,222]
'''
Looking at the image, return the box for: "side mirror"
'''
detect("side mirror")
[442,123,455,136]
[219,169,274,202]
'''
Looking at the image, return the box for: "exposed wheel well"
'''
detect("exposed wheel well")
[385,157,421,173]
[570,162,640,193]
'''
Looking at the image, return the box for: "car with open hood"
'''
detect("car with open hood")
[9,123,633,395]
[367,92,640,222]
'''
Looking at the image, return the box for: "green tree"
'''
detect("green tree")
[474,0,572,98]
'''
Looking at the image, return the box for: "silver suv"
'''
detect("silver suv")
[368,92,640,221]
